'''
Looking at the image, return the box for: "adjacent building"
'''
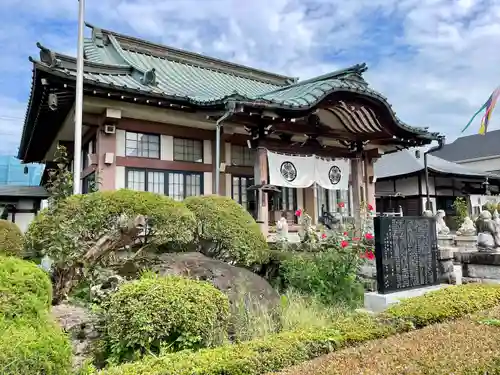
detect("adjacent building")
[374,149,500,219]
[430,130,500,173]
[18,24,441,235]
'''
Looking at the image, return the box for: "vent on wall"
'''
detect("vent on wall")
[103,124,116,134]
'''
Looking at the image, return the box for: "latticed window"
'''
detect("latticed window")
[125,132,160,158]
[231,145,255,167]
[232,176,254,207]
[125,168,202,201]
[173,138,203,163]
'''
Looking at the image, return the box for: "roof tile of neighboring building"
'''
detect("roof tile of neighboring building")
[430,129,500,161]
[0,186,49,198]
[375,149,500,180]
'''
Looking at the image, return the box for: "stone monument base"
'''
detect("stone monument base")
[364,284,450,313]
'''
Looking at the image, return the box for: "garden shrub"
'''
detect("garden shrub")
[25,189,196,262]
[184,195,269,266]
[280,245,365,306]
[0,219,23,257]
[96,284,500,375]
[0,317,72,375]
[0,255,52,319]
[104,273,230,363]
[386,283,500,327]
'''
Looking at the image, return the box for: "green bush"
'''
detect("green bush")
[104,273,230,363]
[0,255,52,319]
[24,189,196,264]
[96,284,500,375]
[0,219,23,257]
[386,283,500,327]
[184,195,269,266]
[0,317,72,375]
[280,245,364,306]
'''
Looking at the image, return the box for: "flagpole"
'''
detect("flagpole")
[73,0,85,195]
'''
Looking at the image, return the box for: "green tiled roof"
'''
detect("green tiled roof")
[28,24,440,140]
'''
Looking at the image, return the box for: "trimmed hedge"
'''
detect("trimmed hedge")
[184,195,269,266]
[0,256,72,375]
[105,274,230,363]
[95,284,500,375]
[0,317,72,375]
[0,255,52,319]
[0,219,23,257]
[24,189,197,262]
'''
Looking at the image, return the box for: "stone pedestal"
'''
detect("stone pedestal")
[364,284,449,313]
[438,247,455,284]
[437,234,454,248]
[454,235,478,252]
[455,251,500,284]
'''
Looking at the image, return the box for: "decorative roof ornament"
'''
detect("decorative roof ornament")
[36,42,61,68]
[141,68,156,85]
[93,27,105,47]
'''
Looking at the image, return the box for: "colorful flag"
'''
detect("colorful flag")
[461,87,500,134]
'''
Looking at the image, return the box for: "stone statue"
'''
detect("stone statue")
[494,210,500,226]
[276,212,289,242]
[456,217,476,236]
[422,210,433,217]
[435,210,450,235]
[476,210,500,251]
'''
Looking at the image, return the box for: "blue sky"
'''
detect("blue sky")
[0,0,499,156]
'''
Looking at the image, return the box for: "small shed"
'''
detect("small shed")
[0,186,49,232]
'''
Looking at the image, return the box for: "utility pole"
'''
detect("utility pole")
[73,0,85,194]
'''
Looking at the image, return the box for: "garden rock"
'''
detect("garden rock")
[51,303,100,370]
[150,252,280,311]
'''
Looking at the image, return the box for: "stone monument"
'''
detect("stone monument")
[364,216,445,312]
[476,210,500,252]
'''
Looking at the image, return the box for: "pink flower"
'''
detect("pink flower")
[365,233,374,240]
[338,202,345,208]
[353,237,361,241]
[343,231,348,236]
[367,204,374,211]
[341,240,349,248]
[366,251,375,260]
[321,233,327,239]
[295,209,302,217]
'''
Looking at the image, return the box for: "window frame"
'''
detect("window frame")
[125,131,161,159]
[231,144,255,167]
[82,135,97,169]
[231,175,255,207]
[173,137,204,163]
[125,168,204,200]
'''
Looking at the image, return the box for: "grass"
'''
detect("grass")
[272,305,500,375]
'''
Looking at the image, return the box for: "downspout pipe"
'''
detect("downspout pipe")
[424,136,445,211]
[214,102,236,195]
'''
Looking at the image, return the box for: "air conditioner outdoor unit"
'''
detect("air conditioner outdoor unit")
[104,124,116,134]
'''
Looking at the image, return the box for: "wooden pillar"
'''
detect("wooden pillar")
[364,155,376,212]
[254,147,269,236]
[350,158,363,227]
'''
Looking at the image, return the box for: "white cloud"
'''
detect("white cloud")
[1,0,500,155]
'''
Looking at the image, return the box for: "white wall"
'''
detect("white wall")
[457,157,500,172]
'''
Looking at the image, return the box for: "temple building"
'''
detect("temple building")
[18,24,442,235]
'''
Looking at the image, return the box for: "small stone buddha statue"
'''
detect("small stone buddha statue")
[435,210,450,235]
[476,210,500,251]
[456,217,476,236]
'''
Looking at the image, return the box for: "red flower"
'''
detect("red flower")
[343,231,348,236]
[365,233,374,240]
[295,209,302,217]
[321,233,327,239]
[353,237,361,241]
[338,202,345,208]
[366,251,375,260]
[367,204,374,211]
[341,240,349,248]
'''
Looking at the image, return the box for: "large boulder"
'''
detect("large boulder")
[149,252,280,311]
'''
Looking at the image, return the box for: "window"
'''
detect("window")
[231,145,255,167]
[279,187,297,211]
[125,132,160,158]
[173,138,203,163]
[125,168,203,201]
[82,172,96,194]
[82,136,96,169]
[232,176,254,207]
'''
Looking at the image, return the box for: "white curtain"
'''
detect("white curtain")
[267,150,350,190]
[267,151,315,188]
[315,158,350,190]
